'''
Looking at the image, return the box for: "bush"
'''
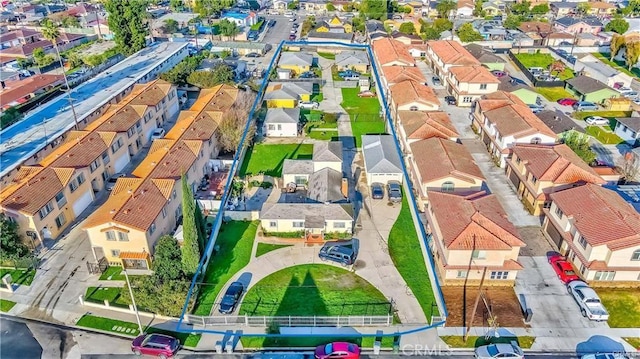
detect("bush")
[261,231,304,238]
[324,232,352,240]
[323,113,338,123]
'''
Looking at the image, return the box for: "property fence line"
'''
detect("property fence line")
[184,315,393,327]
[507,50,565,88]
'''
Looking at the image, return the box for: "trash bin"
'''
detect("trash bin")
[392,335,401,354]
[524,308,533,323]
[215,343,222,354]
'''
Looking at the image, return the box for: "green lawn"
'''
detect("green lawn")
[535,87,575,102]
[305,121,339,141]
[0,299,16,312]
[76,314,141,336]
[573,111,631,121]
[239,264,393,317]
[0,268,36,286]
[146,327,201,348]
[350,120,386,147]
[585,126,624,145]
[193,221,259,315]
[250,20,264,31]
[312,93,324,102]
[595,288,640,328]
[624,338,640,349]
[331,65,342,81]
[239,144,314,177]
[241,335,395,348]
[593,53,640,79]
[388,198,437,319]
[255,243,293,258]
[514,53,574,80]
[341,87,380,115]
[84,286,130,308]
[441,335,535,349]
[99,266,125,280]
[317,52,335,60]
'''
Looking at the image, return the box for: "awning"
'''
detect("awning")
[119,252,150,260]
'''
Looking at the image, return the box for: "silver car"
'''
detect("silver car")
[474,343,524,358]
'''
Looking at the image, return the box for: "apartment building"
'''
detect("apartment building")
[472,91,556,167]
[542,184,640,283]
[446,65,500,107]
[371,38,415,67]
[396,111,459,152]
[425,40,480,79]
[389,80,440,119]
[505,144,605,215]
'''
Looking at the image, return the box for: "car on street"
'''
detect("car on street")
[284,11,294,17]
[299,101,319,109]
[567,280,609,321]
[371,182,384,199]
[584,116,609,126]
[151,128,165,140]
[509,76,527,85]
[131,333,180,358]
[444,96,456,105]
[289,17,295,22]
[315,342,360,359]
[343,12,355,18]
[219,281,244,314]
[319,241,357,266]
[268,19,276,27]
[491,70,507,78]
[387,181,402,203]
[288,34,296,40]
[580,354,630,359]
[548,254,580,284]
[557,98,578,106]
[432,76,441,86]
[573,102,599,111]
[106,173,125,191]
[473,343,524,359]
[246,52,261,58]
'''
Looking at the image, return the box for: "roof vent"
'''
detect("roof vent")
[124,209,130,214]
[128,189,132,194]
[110,209,115,214]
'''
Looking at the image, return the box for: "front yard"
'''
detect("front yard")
[535,87,575,102]
[573,111,631,121]
[0,299,16,312]
[0,267,36,286]
[514,53,574,80]
[192,220,259,316]
[242,335,395,349]
[585,126,624,145]
[441,335,535,349]
[84,286,130,308]
[239,143,314,177]
[595,288,640,328]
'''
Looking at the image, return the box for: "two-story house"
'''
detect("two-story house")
[550,2,578,17]
[506,143,606,215]
[472,91,557,167]
[372,38,415,67]
[554,17,603,35]
[381,66,425,87]
[425,40,480,80]
[426,191,526,285]
[396,111,459,152]
[389,80,440,119]
[587,2,616,16]
[446,65,500,107]
[542,184,640,283]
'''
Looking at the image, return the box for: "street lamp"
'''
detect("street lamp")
[123,269,144,335]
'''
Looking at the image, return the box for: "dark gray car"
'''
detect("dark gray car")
[319,241,357,266]
[387,181,402,203]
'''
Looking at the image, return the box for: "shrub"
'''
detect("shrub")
[323,113,338,123]
[261,231,304,238]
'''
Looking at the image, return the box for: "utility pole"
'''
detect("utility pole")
[464,266,488,343]
[124,270,144,335]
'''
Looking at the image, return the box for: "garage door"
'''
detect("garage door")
[72,190,94,217]
[367,173,403,185]
[113,154,129,173]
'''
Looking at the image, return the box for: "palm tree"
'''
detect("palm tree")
[41,19,79,128]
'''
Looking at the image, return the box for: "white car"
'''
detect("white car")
[474,343,524,358]
[151,128,165,139]
[584,116,609,126]
[299,101,319,109]
[567,280,609,321]
[106,173,125,191]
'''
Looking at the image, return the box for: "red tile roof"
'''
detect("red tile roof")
[511,144,605,184]
[479,93,556,138]
[382,65,425,85]
[0,74,65,108]
[411,138,484,183]
[427,40,480,66]
[449,65,500,84]
[398,111,458,140]
[372,38,415,66]
[0,166,76,215]
[390,80,439,107]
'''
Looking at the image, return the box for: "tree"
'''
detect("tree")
[625,41,640,71]
[104,0,149,56]
[218,19,240,40]
[435,0,456,18]
[433,18,453,32]
[187,64,235,88]
[194,203,207,253]
[504,14,522,30]
[287,0,298,10]
[181,175,201,277]
[169,0,183,11]
[605,16,630,35]
[162,19,179,34]
[621,0,640,15]
[16,57,34,70]
[159,54,204,85]
[0,217,30,260]
[351,14,365,33]
[456,23,484,42]
[361,0,387,20]
[122,275,194,316]
[510,0,531,16]
[152,235,183,282]
[398,22,416,35]
[1,106,24,129]
[422,27,442,40]
[218,91,256,153]
[473,0,484,17]
[610,33,626,61]
[61,15,79,28]
[301,16,316,37]
[564,131,596,164]
[617,152,640,184]
[401,5,412,13]
[32,47,54,67]
[326,2,335,11]
[83,54,105,67]
[576,2,590,16]
[531,4,549,15]
[195,0,236,18]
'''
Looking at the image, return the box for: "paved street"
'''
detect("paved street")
[261,15,296,45]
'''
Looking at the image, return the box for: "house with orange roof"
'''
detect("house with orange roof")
[389,80,440,119]
[542,184,640,283]
[0,74,64,110]
[472,91,557,167]
[586,1,616,16]
[396,111,458,151]
[408,138,485,211]
[505,143,606,215]
[425,40,480,79]
[426,191,526,285]
[371,38,415,67]
[446,65,500,107]
[381,66,425,87]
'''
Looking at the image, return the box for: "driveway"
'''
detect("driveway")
[317,56,344,114]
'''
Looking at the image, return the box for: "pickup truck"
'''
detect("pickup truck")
[567,280,609,322]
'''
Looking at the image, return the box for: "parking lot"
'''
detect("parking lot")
[260,15,297,44]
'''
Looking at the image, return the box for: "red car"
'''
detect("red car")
[315,342,361,359]
[557,98,578,106]
[548,254,580,284]
[132,334,180,358]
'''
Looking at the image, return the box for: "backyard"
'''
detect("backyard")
[593,53,640,79]
[585,125,624,145]
[341,87,385,148]
[535,87,575,102]
[514,53,574,80]
[239,264,394,317]
[305,121,339,141]
[192,220,259,315]
[239,143,314,177]
[0,267,35,286]
[573,111,631,121]
[595,288,640,328]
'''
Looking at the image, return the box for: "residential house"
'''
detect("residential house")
[0,74,65,110]
[425,40,480,79]
[535,110,584,139]
[0,70,21,88]
[396,111,459,152]
[335,50,370,73]
[551,2,578,17]
[542,184,640,283]
[300,0,329,12]
[456,0,474,17]
[506,143,606,215]
[381,66,425,87]
[497,76,540,105]
[372,38,415,67]
[554,17,603,35]
[509,32,536,47]
[260,203,353,238]
[446,65,500,107]
[272,0,291,10]
[391,31,424,45]
[464,44,506,71]
[472,91,557,167]
[482,1,504,16]
[473,20,507,41]
[576,33,602,46]
[546,32,575,46]
[282,141,343,186]
[0,28,40,49]
[263,107,300,137]
[278,52,314,75]
[574,54,633,89]
[518,21,553,46]
[426,191,526,285]
[361,135,404,185]
[365,20,388,43]
[408,138,485,210]
[565,76,619,104]
[613,117,640,146]
[222,11,258,27]
[389,80,440,118]
[406,44,428,59]
[263,82,313,108]
[587,1,616,16]
[316,15,353,33]
[307,31,354,44]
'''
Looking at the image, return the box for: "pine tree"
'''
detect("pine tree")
[180,175,200,276]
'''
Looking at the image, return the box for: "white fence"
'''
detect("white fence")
[185,315,393,327]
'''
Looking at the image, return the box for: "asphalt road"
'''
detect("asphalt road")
[261,15,296,45]
[0,317,43,359]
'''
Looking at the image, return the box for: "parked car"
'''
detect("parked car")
[299,101,319,109]
[151,128,165,140]
[584,116,609,126]
[528,104,544,113]
[432,76,442,85]
[315,342,360,359]
[623,91,638,98]
[509,76,527,85]
[557,98,578,106]
[284,11,294,17]
[289,17,296,22]
[567,280,609,321]
[319,241,357,266]
[338,70,361,80]
[246,52,261,58]
[106,173,125,191]
[580,354,630,359]
[548,254,580,284]
[131,333,180,358]
[268,19,276,27]
[573,102,599,111]
[299,71,317,78]
[387,181,402,203]
[219,281,244,314]
[491,70,507,78]
[444,96,456,105]
[474,343,524,359]
[371,182,384,199]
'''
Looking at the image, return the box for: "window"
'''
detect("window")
[270,221,277,228]
[334,222,346,229]
[127,126,135,138]
[38,201,54,219]
[555,206,564,219]
[578,236,587,249]
[90,159,100,173]
[543,201,551,209]
[268,124,275,130]
[463,96,473,103]
[632,249,640,261]
[69,173,85,193]
[149,223,156,235]
[55,191,67,208]
[530,137,541,144]
[277,124,282,130]
[136,120,142,133]
[594,271,615,281]
[111,138,124,154]
[530,175,538,185]
[106,231,116,241]
[441,181,454,192]
[77,173,85,185]
[480,84,487,90]
[292,221,304,228]
[111,249,121,257]
[409,106,419,111]
[117,232,129,241]
[101,151,110,165]
[471,250,486,259]
[294,176,307,185]
[490,271,509,280]
[456,270,467,279]
[54,213,66,229]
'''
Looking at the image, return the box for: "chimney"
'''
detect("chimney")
[341,178,348,198]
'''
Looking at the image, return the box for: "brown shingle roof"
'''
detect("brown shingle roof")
[511,144,605,184]
[372,38,415,66]
[411,138,484,183]
[518,21,552,34]
[390,80,440,107]
[398,111,458,140]
[427,40,480,66]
